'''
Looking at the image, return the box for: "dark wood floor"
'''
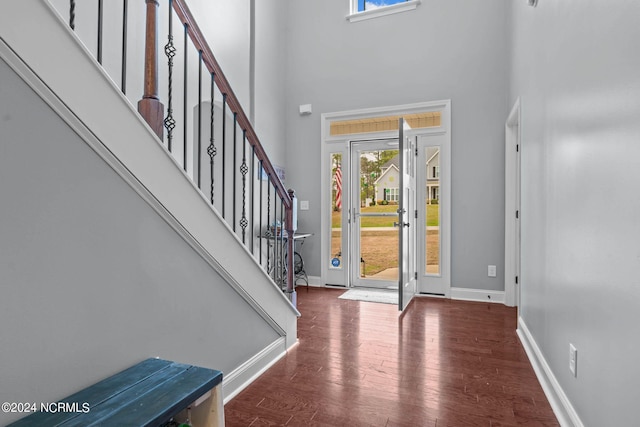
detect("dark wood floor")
[224,288,559,426]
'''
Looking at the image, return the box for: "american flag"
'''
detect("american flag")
[335,164,342,211]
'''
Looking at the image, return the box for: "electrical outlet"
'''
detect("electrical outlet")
[300,200,309,210]
[488,265,497,277]
[569,343,577,377]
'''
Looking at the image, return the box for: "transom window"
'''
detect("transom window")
[356,0,408,12]
[348,0,420,22]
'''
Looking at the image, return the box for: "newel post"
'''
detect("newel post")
[138,0,164,139]
[285,189,296,305]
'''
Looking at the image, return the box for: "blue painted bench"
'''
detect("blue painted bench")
[8,358,224,427]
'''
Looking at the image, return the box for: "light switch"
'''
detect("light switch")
[300,200,309,210]
[488,265,497,277]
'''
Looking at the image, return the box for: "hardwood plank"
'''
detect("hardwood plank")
[225,288,559,426]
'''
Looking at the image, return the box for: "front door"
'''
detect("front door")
[350,140,400,289]
[398,118,417,310]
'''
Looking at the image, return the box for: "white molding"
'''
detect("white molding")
[305,275,323,287]
[450,287,505,304]
[222,338,288,403]
[322,100,449,142]
[504,98,521,308]
[348,1,421,23]
[517,318,584,427]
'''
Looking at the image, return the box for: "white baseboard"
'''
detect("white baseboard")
[222,337,287,404]
[450,287,505,304]
[306,275,322,287]
[517,317,584,427]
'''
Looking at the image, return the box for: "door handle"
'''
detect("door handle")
[393,222,410,228]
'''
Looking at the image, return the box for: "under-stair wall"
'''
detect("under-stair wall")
[0,2,297,424]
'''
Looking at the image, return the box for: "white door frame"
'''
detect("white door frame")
[415,131,450,297]
[504,98,521,307]
[321,100,451,289]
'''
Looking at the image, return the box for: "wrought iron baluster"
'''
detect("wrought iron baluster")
[70,0,75,30]
[221,94,227,219]
[259,160,263,265]
[197,50,203,189]
[233,113,238,232]
[208,72,216,204]
[267,175,271,279]
[280,196,285,289]
[250,146,255,254]
[163,0,176,151]
[121,0,128,94]
[277,192,282,286]
[240,130,248,244]
[97,0,103,64]
[183,23,188,171]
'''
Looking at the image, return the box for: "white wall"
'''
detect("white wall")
[0,57,280,425]
[509,1,640,425]
[285,0,510,289]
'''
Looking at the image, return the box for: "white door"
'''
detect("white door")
[321,101,451,292]
[350,140,400,289]
[398,119,417,311]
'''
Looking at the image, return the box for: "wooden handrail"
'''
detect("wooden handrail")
[172,0,292,209]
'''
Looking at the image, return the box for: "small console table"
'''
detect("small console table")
[260,232,312,291]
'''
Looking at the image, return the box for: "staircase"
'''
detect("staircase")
[0,1,298,421]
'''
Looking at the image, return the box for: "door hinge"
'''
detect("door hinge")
[516,144,519,152]
[415,209,418,219]
[415,147,418,156]
[516,210,519,219]
[415,272,418,280]
[515,276,519,284]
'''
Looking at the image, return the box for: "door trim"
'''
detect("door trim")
[321,100,451,289]
[504,98,521,308]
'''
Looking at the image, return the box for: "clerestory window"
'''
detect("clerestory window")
[349,0,420,22]
[356,0,408,12]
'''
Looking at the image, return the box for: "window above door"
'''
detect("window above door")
[348,0,421,23]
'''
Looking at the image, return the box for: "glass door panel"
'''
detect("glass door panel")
[425,146,441,275]
[330,153,344,269]
[351,141,399,289]
[417,133,448,296]
[325,150,347,286]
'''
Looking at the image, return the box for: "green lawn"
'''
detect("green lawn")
[332,204,439,228]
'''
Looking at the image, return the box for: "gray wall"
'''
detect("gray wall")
[0,58,279,425]
[509,1,640,425]
[284,0,510,289]
[188,0,288,166]
[254,0,288,167]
